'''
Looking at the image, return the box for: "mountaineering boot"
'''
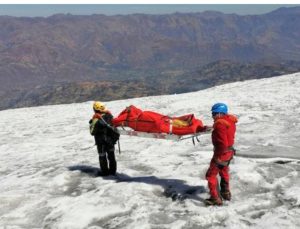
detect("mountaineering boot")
[220,178,231,201]
[204,197,223,206]
[220,191,231,201]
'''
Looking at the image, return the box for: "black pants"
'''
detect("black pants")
[97,144,117,176]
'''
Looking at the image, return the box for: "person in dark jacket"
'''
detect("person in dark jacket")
[205,103,238,206]
[89,101,117,176]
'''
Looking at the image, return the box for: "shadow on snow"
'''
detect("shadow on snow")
[67,164,206,203]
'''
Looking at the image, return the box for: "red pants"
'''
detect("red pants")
[206,151,233,198]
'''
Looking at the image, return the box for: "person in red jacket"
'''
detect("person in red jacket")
[205,103,238,206]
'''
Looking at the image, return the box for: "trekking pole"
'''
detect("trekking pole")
[117,140,121,154]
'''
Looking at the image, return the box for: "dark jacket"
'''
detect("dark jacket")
[90,111,115,146]
[90,112,113,145]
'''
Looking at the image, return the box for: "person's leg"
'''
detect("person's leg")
[205,160,222,205]
[206,160,220,198]
[218,151,233,200]
[219,165,231,200]
[107,145,117,175]
[97,145,109,176]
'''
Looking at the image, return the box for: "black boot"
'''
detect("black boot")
[220,191,231,201]
[220,178,231,201]
[204,196,223,206]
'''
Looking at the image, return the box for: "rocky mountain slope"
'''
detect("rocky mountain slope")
[0,6,300,109]
[1,60,299,110]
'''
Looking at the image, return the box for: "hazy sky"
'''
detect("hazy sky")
[0,4,299,17]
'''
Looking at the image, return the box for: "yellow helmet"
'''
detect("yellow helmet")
[93,101,106,112]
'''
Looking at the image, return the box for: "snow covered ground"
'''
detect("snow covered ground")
[0,73,300,229]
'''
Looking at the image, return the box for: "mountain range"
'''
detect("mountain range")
[0,6,300,110]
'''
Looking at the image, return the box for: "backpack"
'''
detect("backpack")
[107,126,120,145]
[89,119,98,136]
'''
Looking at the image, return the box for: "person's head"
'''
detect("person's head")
[211,103,228,119]
[93,101,106,113]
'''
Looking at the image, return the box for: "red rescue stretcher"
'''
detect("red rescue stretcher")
[112,105,212,141]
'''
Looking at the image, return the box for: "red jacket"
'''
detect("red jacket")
[212,114,238,159]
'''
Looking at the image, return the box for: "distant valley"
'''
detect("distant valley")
[0,7,300,110]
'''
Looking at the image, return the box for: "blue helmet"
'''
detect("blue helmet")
[211,103,228,114]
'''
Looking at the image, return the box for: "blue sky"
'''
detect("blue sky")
[0,4,299,17]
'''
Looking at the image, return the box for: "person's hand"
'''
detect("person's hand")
[203,125,213,131]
